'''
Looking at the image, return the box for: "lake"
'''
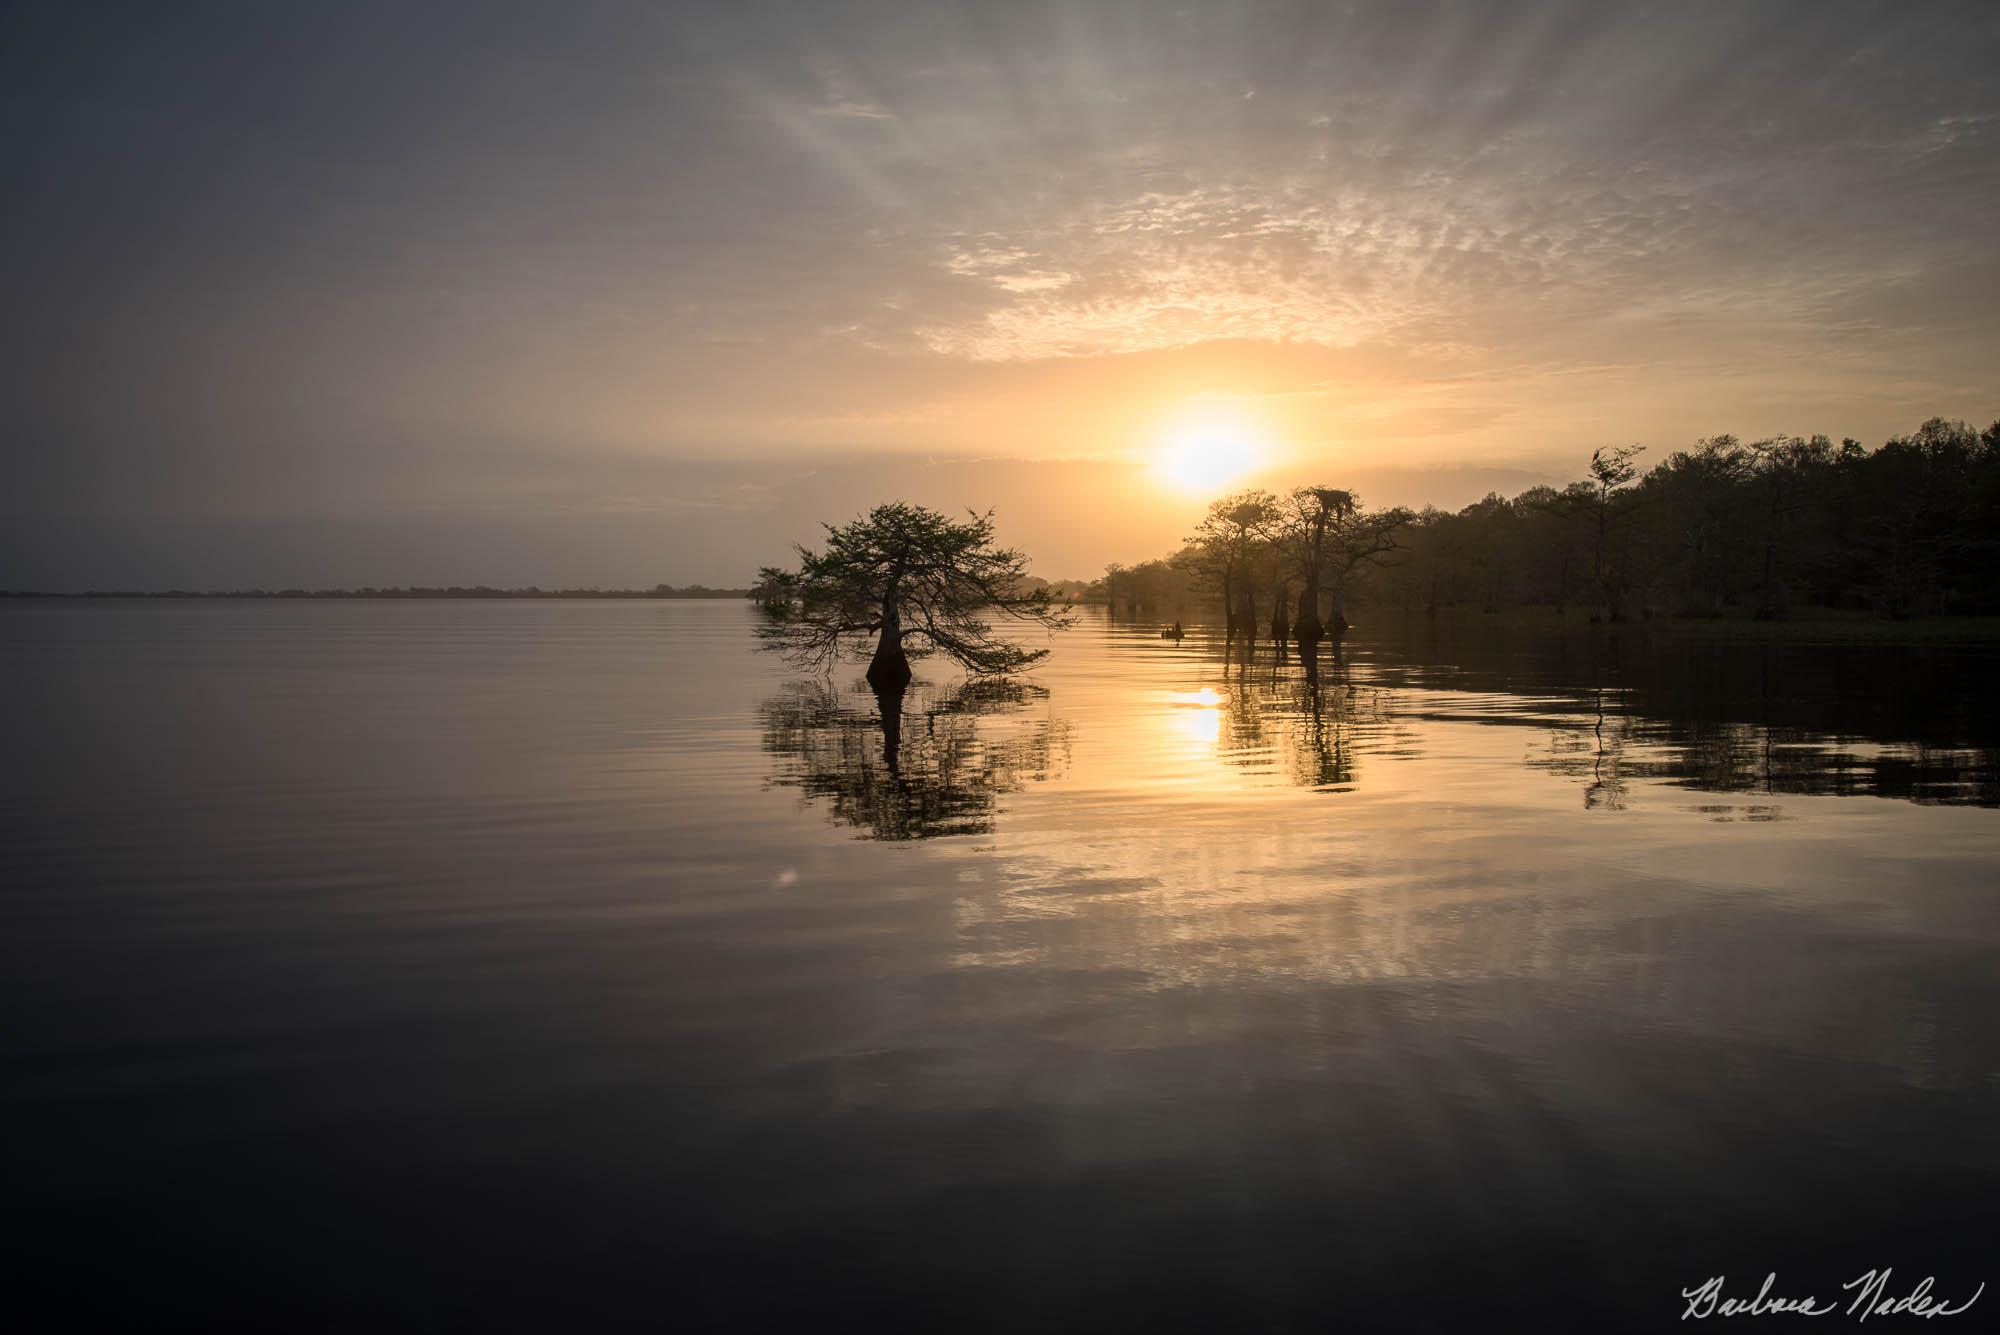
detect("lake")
[5,599,1998,1330]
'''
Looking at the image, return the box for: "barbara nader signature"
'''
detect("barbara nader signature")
[1682,1270,1984,1321]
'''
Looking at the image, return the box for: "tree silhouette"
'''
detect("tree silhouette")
[756,503,1072,688]
[1277,487,1412,657]
[1578,445,1644,620]
[1102,413,1997,626]
[1181,490,1278,644]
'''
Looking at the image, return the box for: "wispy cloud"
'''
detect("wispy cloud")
[5,0,1997,585]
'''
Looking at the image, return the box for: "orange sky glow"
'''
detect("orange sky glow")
[3,2,1995,587]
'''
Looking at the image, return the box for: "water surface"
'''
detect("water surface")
[5,600,1997,1330]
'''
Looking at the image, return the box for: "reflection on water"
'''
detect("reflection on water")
[5,601,1999,1328]
[764,614,2000,840]
[1354,615,2000,808]
[761,677,1069,839]
[1096,613,2000,812]
[1216,650,1409,793]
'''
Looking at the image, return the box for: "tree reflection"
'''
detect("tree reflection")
[760,677,1069,840]
[1214,640,1405,792]
[1528,683,1633,811]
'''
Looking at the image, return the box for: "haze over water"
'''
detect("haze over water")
[5,599,1997,1328]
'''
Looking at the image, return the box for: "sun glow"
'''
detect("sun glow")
[1165,688,1224,746]
[1153,412,1266,494]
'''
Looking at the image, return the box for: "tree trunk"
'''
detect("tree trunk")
[1295,583,1323,661]
[1756,539,1787,620]
[866,593,912,689]
[1592,506,1610,621]
[1269,585,1288,642]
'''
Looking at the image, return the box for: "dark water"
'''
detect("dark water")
[4,600,1998,1331]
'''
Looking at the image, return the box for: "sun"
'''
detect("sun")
[1153,418,1264,495]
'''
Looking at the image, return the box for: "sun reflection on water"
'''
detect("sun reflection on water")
[1164,686,1225,747]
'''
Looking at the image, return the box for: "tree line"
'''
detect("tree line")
[1098,416,2000,630]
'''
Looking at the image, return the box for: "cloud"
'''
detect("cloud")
[3,0,1997,585]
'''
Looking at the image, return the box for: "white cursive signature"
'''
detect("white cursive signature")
[1681,1270,1984,1321]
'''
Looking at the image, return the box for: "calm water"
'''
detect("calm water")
[5,600,1998,1330]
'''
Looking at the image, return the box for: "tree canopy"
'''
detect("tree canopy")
[1275,486,1414,639]
[755,502,1072,687]
[1179,489,1279,638]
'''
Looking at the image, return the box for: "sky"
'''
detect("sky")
[3,0,1997,589]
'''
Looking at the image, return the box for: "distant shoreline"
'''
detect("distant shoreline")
[0,586,751,600]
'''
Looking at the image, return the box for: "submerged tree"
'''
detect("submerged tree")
[755,503,1073,688]
[1281,487,1352,656]
[1278,487,1411,659]
[1181,490,1278,643]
